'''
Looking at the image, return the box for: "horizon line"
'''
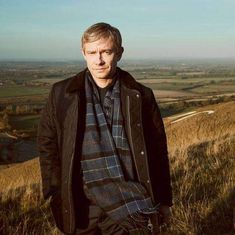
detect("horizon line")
[1,57,235,62]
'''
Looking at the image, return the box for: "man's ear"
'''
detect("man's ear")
[117,47,124,61]
[81,48,86,60]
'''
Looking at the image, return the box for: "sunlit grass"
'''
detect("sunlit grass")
[0,101,234,234]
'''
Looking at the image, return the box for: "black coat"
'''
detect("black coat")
[37,68,172,234]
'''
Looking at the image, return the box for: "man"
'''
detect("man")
[38,22,172,235]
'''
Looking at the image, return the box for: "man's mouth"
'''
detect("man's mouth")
[94,68,107,72]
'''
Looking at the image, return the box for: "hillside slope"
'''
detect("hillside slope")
[0,157,41,192]
[165,101,235,154]
[165,101,235,234]
[0,101,234,234]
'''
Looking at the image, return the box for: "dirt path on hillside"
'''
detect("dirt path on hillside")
[170,110,215,124]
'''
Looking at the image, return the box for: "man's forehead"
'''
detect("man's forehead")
[84,37,115,49]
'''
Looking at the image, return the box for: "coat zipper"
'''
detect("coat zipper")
[127,93,155,202]
[68,150,74,231]
[126,95,141,182]
[136,93,155,202]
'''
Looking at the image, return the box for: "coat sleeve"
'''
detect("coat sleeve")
[37,86,61,199]
[144,90,172,206]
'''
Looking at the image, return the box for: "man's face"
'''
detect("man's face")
[82,37,123,82]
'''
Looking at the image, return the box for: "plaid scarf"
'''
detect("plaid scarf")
[81,73,153,222]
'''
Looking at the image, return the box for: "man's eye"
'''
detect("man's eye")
[87,51,96,55]
[105,50,112,55]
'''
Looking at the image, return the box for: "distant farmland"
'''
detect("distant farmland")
[0,86,49,98]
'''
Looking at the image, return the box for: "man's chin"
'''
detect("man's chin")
[92,72,111,80]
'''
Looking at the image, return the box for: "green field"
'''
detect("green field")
[141,78,235,95]
[0,86,49,98]
[142,82,199,91]
[139,76,235,84]
[191,83,235,93]
[32,78,64,84]
[9,115,40,130]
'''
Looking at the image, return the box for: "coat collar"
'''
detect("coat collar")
[65,67,141,94]
[65,69,87,93]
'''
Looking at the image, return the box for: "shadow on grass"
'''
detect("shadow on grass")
[200,189,235,235]
[0,184,55,235]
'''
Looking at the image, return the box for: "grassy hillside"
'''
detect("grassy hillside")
[165,101,235,234]
[0,101,234,234]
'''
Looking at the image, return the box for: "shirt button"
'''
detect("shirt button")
[137,123,141,127]
[136,94,140,98]
[140,151,145,155]
[65,209,68,213]
[147,180,150,184]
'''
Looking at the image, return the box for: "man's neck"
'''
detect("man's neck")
[94,78,113,88]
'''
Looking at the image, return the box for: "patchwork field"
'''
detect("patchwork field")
[0,86,49,98]
[0,60,235,234]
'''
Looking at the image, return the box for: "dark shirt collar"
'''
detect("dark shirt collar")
[86,69,118,90]
[66,67,140,94]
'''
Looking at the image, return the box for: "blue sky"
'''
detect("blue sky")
[0,0,235,60]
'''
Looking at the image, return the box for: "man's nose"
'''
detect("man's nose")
[95,53,104,65]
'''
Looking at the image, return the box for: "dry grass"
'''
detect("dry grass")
[0,184,56,235]
[0,101,234,234]
[0,158,41,192]
[0,160,60,235]
[164,101,235,234]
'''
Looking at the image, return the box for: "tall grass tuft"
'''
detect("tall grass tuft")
[0,184,59,235]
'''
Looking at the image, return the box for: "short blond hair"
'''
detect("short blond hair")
[81,22,122,52]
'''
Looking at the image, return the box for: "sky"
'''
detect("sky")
[0,0,235,60]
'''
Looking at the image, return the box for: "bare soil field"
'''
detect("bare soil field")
[153,89,195,98]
